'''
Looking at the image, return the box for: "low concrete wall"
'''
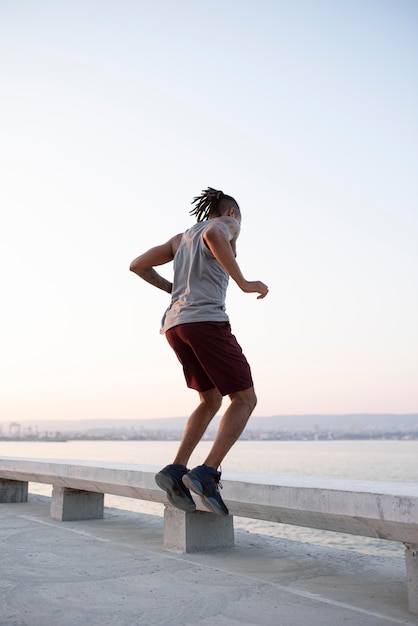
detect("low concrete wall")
[1,457,417,613]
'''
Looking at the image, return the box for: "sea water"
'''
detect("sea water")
[2,439,417,558]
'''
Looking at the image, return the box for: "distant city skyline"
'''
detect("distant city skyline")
[2,412,417,437]
[1,1,417,423]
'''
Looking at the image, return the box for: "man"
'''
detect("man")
[130,187,268,516]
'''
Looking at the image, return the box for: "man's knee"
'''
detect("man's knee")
[200,388,223,413]
[230,387,257,414]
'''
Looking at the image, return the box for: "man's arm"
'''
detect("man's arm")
[129,233,182,294]
[203,218,268,299]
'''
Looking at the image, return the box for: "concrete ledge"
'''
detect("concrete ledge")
[0,458,164,503]
[1,458,417,543]
[0,457,417,544]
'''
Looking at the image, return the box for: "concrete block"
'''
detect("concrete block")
[405,543,418,614]
[0,479,28,503]
[163,505,234,553]
[50,486,104,521]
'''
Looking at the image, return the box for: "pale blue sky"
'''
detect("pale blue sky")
[1,0,417,423]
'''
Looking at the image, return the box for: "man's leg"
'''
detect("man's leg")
[203,386,257,469]
[172,387,222,466]
[155,387,222,512]
[182,386,257,515]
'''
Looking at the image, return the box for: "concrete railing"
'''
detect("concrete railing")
[1,456,417,614]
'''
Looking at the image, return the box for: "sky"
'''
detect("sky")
[0,0,417,424]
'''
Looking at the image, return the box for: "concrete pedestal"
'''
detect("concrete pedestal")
[163,505,234,553]
[405,543,418,614]
[50,487,104,521]
[0,479,28,503]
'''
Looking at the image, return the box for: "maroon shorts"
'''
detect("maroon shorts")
[165,321,253,396]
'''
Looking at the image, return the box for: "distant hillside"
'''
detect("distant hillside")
[3,413,417,434]
[251,413,418,431]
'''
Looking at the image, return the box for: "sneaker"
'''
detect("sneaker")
[155,464,196,513]
[182,465,229,516]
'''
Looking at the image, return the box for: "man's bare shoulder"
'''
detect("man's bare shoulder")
[204,216,240,237]
[216,215,240,226]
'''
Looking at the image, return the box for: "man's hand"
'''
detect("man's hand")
[240,280,269,299]
[133,267,173,294]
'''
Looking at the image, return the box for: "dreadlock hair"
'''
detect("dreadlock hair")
[190,187,239,222]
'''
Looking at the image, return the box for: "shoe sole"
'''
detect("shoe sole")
[182,474,229,516]
[155,472,196,513]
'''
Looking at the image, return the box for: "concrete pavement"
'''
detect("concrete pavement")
[0,495,417,626]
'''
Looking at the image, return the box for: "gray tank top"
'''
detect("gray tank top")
[160,221,230,333]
